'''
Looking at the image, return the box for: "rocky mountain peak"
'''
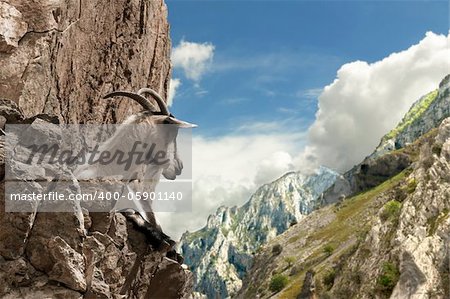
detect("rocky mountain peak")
[237,76,450,299]
[180,166,339,298]
[242,115,450,298]
[321,74,450,204]
[181,74,450,299]
[439,73,450,88]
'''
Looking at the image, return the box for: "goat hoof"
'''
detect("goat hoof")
[176,253,184,264]
[167,250,184,265]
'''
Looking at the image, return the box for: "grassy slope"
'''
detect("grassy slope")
[383,90,438,141]
[277,171,407,299]
[239,128,439,299]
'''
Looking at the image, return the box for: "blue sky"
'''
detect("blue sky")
[159,1,449,238]
[166,0,448,137]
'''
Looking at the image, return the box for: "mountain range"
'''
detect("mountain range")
[180,74,450,299]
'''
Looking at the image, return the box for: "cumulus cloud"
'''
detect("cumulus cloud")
[167,78,181,106]
[157,127,305,239]
[172,40,215,82]
[254,151,294,186]
[300,31,450,172]
[159,32,450,239]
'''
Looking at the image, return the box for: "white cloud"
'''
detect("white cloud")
[195,89,208,97]
[158,31,450,241]
[212,50,339,74]
[157,126,305,239]
[254,151,294,186]
[300,31,450,172]
[235,121,284,133]
[172,40,215,82]
[167,78,181,107]
[297,88,323,99]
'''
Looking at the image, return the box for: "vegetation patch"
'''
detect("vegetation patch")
[383,89,438,141]
[272,244,283,256]
[380,200,402,221]
[322,268,336,290]
[270,274,289,293]
[276,172,407,299]
[313,171,406,244]
[404,178,418,194]
[288,235,301,244]
[221,227,229,237]
[210,254,218,264]
[323,244,335,256]
[284,256,296,268]
[377,262,400,294]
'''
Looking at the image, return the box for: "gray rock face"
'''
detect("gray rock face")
[0,2,28,53]
[345,150,412,195]
[0,0,172,124]
[323,74,450,203]
[388,117,450,298]
[238,117,450,299]
[180,167,339,298]
[0,106,193,298]
[373,74,450,156]
[344,117,450,299]
[0,1,193,298]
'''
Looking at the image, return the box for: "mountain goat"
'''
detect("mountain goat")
[75,88,195,261]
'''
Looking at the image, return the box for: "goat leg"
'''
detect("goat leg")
[123,211,174,252]
[166,249,184,265]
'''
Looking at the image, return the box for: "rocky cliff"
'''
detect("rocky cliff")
[238,116,450,299]
[374,74,450,157]
[323,75,450,203]
[179,167,339,298]
[237,77,450,298]
[0,0,192,298]
[0,0,171,124]
[182,75,450,299]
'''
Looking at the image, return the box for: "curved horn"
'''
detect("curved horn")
[103,91,156,111]
[137,88,170,116]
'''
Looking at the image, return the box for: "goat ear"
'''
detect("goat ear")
[165,116,197,128]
